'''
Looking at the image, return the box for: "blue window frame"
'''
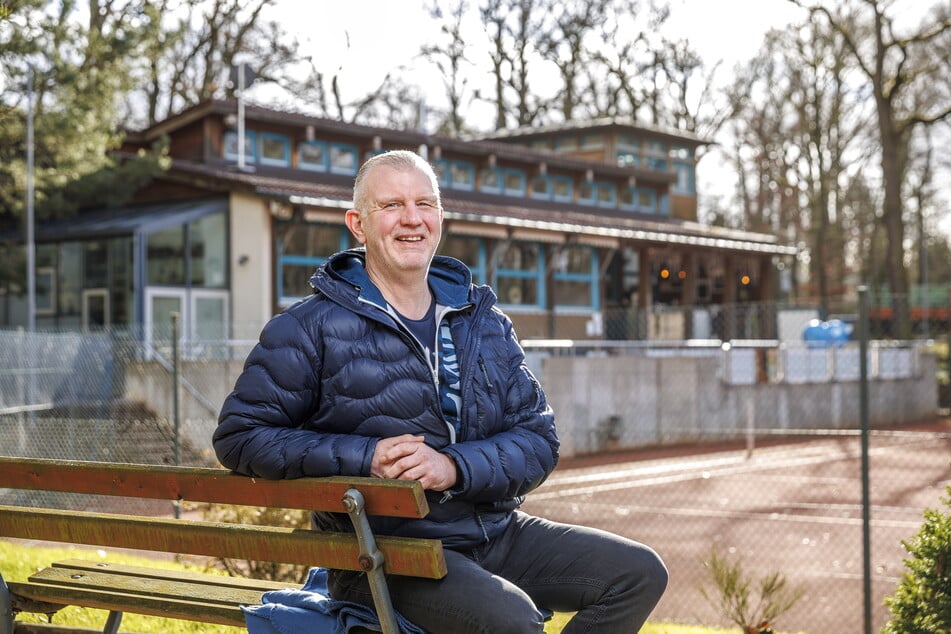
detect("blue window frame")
[617,151,640,168]
[502,168,526,196]
[431,159,450,187]
[439,235,486,285]
[553,245,599,309]
[621,187,658,214]
[530,174,552,200]
[673,161,695,195]
[329,143,359,175]
[478,167,503,193]
[276,223,350,305]
[449,161,475,191]
[223,130,257,163]
[494,241,544,308]
[579,181,615,207]
[259,133,291,167]
[596,183,616,208]
[299,141,328,171]
[551,176,573,203]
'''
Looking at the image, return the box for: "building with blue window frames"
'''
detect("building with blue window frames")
[1,100,796,342]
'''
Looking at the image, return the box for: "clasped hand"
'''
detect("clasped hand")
[370,434,457,492]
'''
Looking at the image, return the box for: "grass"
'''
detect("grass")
[2,540,741,633]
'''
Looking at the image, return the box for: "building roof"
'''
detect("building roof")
[479,116,712,147]
[155,158,795,256]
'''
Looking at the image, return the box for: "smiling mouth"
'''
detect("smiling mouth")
[397,236,424,242]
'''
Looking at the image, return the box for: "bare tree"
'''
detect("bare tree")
[478,0,547,129]
[792,0,951,336]
[132,0,301,126]
[421,0,474,136]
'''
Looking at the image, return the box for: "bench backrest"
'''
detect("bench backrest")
[0,457,447,579]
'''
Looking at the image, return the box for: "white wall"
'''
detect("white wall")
[229,192,273,341]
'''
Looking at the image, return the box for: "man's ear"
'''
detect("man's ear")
[345,209,366,244]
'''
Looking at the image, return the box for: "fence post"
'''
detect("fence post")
[171,312,182,519]
[858,286,872,634]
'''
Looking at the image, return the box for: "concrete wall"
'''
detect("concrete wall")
[123,349,938,460]
[542,352,938,458]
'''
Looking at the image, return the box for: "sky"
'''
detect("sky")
[257,0,950,239]
[260,0,809,120]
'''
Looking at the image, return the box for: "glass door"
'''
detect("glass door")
[81,289,110,331]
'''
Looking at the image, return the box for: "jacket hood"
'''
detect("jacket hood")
[310,248,474,309]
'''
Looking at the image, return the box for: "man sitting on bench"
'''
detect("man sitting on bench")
[214,150,668,633]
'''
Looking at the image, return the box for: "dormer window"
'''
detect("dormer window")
[259,133,290,167]
[329,143,358,175]
[223,130,256,162]
[299,141,328,171]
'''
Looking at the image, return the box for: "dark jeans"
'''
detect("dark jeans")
[328,511,668,633]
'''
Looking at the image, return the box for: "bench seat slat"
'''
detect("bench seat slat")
[0,506,448,579]
[50,559,289,593]
[0,457,429,518]
[8,579,249,627]
[29,566,272,608]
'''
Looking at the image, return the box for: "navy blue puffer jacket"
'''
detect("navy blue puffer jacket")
[214,249,559,550]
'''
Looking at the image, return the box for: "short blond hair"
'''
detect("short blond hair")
[352,150,442,214]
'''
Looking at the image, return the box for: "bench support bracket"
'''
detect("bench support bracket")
[343,488,400,634]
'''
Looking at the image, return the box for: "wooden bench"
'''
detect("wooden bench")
[0,456,447,634]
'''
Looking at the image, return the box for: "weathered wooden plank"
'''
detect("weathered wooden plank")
[29,566,268,607]
[0,506,447,579]
[50,559,289,592]
[0,457,428,518]
[7,580,247,627]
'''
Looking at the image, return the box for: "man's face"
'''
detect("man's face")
[345,164,443,282]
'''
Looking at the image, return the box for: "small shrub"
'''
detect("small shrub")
[202,503,311,583]
[882,485,951,634]
[699,548,805,634]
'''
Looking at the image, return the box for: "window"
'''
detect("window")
[621,187,658,213]
[147,225,186,285]
[579,181,614,207]
[478,167,502,193]
[449,161,475,190]
[495,242,542,307]
[223,130,257,162]
[329,143,358,175]
[189,213,228,288]
[617,152,640,168]
[673,162,695,195]
[35,267,56,314]
[596,183,616,208]
[530,174,551,200]
[551,176,573,202]
[439,235,486,284]
[299,141,328,171]
[553,245,599,308]
[431,159,450,187]
[669,145,692,160]
[502,169,525,196]
[277,222,351,304]
[555,137,578,151]
[581,133,604,148]
[259,133,290,166]
[481,167,526,195]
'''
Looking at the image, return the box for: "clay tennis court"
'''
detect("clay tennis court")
[521,418,951,633]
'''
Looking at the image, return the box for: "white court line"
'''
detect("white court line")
[529,498,924,530]
[535,441,927,500]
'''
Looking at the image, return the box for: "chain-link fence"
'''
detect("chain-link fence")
[1,296,949,632]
